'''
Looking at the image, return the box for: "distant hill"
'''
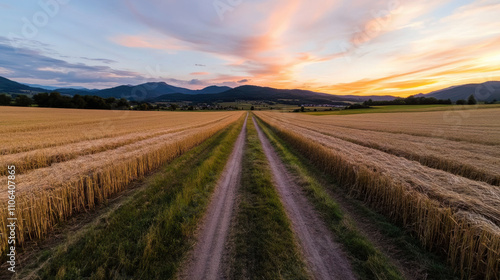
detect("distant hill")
[153,85,353,105]
[96,82,191,99]
[85,82,232,100]
[194,85,232,94]
[0,76,46,94]
[55,88,99,95]
[23,83,60,91]
[0,77,233,100]
[418,81,500,102]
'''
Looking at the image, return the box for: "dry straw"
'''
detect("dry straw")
[272,114,500,186]
[0,110,244,257]
[0,114,235,176]
[256,112,499,280]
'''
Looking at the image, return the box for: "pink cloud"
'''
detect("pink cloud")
[190,72,210,75]
[111,35,185,50]
[109,0,500,95]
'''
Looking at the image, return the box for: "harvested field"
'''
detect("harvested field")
[299,108,500,145]
[255,109,500,279]
[259,111,500,185]
[0,107,244,256]
[0,114,235,176]
[0,107,236,154]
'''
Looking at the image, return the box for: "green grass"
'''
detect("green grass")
[227,117,309,280]
[255,116,458,280]
[32,117,244,279]
[305,104,500,115]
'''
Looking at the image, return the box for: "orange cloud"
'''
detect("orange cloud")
[118,0,500,97]
[111,35,185,50]
[382,80,438,90]
[433,65,500,77]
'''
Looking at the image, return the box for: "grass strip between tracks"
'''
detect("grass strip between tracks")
[226,115,309,280]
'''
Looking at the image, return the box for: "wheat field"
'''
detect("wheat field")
[255,109,500,279]
[261,110,500,185]
[304,108,500,145]
[0,107,244,255]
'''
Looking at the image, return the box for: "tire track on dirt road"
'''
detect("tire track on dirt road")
[179,114,247,280]
[253,117,356,280]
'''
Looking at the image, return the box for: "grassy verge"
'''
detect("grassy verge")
[226,116,309,280]
[28,117,244,279]
[255,116,457,280]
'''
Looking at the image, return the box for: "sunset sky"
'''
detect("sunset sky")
[1,0,499,96]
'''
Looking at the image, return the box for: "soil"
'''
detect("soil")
[178,114,247,280]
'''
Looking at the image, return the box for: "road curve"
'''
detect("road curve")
[179,114,247,280]
[253,117,356,280]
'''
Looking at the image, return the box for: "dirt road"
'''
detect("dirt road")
[253,117,356,280]
[180,114,247,280]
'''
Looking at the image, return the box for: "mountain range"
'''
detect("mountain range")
[0,76,392,105]
[1,75,499,104]
[416,81,500,102]
[153,85,352,105]
[96,82,232,100]
[0,76,48,93]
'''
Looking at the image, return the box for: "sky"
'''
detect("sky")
[0,0,499,97]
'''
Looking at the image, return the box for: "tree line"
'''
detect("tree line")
[364,96,453,106]
[0,92,130,109]
[0,92,243,111]
[343,95,484,110]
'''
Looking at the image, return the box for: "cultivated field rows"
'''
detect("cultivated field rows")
[258,112,500,226]
[0,119,234,197]
[0,114,235,175]
[263,112,500,185]
[255,110,500,279]
[0,107,237,154]
[305,108,500,145]
[0,107,245,256]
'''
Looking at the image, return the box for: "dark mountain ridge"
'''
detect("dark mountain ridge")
[417,81,500,102]
[153,85,352,105]
[2,75,499,105]
[0,76,47,93]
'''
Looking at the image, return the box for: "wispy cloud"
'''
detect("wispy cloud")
[111,35,186,51]
[0,38,146,88]
[190,72,210,75]
[80,57,117,64]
